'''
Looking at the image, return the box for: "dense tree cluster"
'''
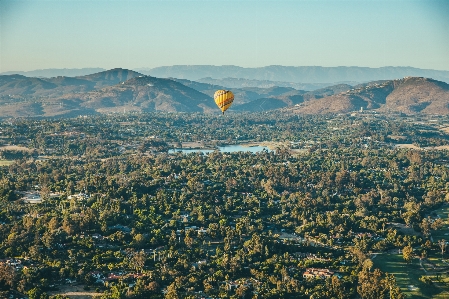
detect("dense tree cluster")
[1,112,448,298]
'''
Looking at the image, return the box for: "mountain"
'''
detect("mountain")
[382,77,449,114]
[0,75,60,96]
[289,77,449,115]
[0,68,106,78]
[195,77,333,91]
[141,65,449,84]
[231,84,355,112]
[0,68,144,98]
[170,78,307,105]
[0,70,216,117]
[2,68,449,117]
[59,75,215,114]
[76,68,143,88]
[169,78,226,98]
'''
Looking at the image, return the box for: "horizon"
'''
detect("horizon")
[1,0,448,73]
[3,64,449,75]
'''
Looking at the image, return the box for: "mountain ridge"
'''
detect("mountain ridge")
[287,77,449,115]
[1,68,449,117]
[4,66,449,84]
[140,65,449,84]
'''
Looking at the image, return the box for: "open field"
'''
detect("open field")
[394,144,421,150]
[393,144,449,151]
[374,254,445,298]
[239,141,287,150]
[375,204,449,299]
[0,145,34,152]
[0,160,14,166]
[429,204,449,242]
[47,284,101,299]
[181,141,209,149]
[434,145,449,150]
[178,141,289,151]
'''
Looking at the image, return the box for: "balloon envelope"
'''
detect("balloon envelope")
[214,90,234,114]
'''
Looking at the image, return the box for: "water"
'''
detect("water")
[169,145,271,154]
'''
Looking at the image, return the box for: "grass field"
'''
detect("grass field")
[430,204,449,242]
[0,160,14,166]
[374,254,449,299]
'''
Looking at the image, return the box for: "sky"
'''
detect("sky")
[0,0,448,72]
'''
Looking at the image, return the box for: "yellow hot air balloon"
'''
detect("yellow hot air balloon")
[214,90,234,115]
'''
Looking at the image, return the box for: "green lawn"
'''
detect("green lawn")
[374,254,448,299]
[430,204,449,242]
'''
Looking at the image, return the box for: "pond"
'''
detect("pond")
[169,145,271,154]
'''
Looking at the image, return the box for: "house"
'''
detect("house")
[18,192,42,204]
[303,268,334,279]
[192,260,207,270]
[108,224,131,233]
[92,233,103,239]
[68,192,90,201]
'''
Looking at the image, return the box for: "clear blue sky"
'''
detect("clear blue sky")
[1,0,448,72]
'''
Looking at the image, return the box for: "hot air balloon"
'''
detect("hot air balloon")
[214,90,234,115]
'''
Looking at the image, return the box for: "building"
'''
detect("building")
[303,268,334,279]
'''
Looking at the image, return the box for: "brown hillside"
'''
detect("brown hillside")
[290,77,449,115]
[60,76,215,113]
[382,77,449,114]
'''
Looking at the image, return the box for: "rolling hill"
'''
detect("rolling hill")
[60,75,216,114]
[0,69,215,117]
[289,77,449,114]
[1,68,449,117]
[0,68,143,98]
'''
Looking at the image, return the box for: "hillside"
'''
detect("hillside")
[0,68,143,98]
[0,69,216,117]
[289,77,449,115]
[382,77,449,114]
[2,69,449,117]
[232,84,354,112]
[76,68,143,88]
[62,76,215,114]
[170,78,307,106]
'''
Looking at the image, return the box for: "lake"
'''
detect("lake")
[169,145,271,154]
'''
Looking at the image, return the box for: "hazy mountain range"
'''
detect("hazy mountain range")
[138,65,449,85]
[0,68,449,117]
[3,65,449,86]
[0,68,106,78]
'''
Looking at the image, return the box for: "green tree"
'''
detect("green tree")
[402,245,413,264]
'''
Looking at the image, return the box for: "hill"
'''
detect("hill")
[170,78,307,106]
[232,84,353,112]
[59,75,215,114]
[76,68,143,88]
[0,71,216,117]
[2,69,449,117]
[289,77,449,115]
[0,68,143,98]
